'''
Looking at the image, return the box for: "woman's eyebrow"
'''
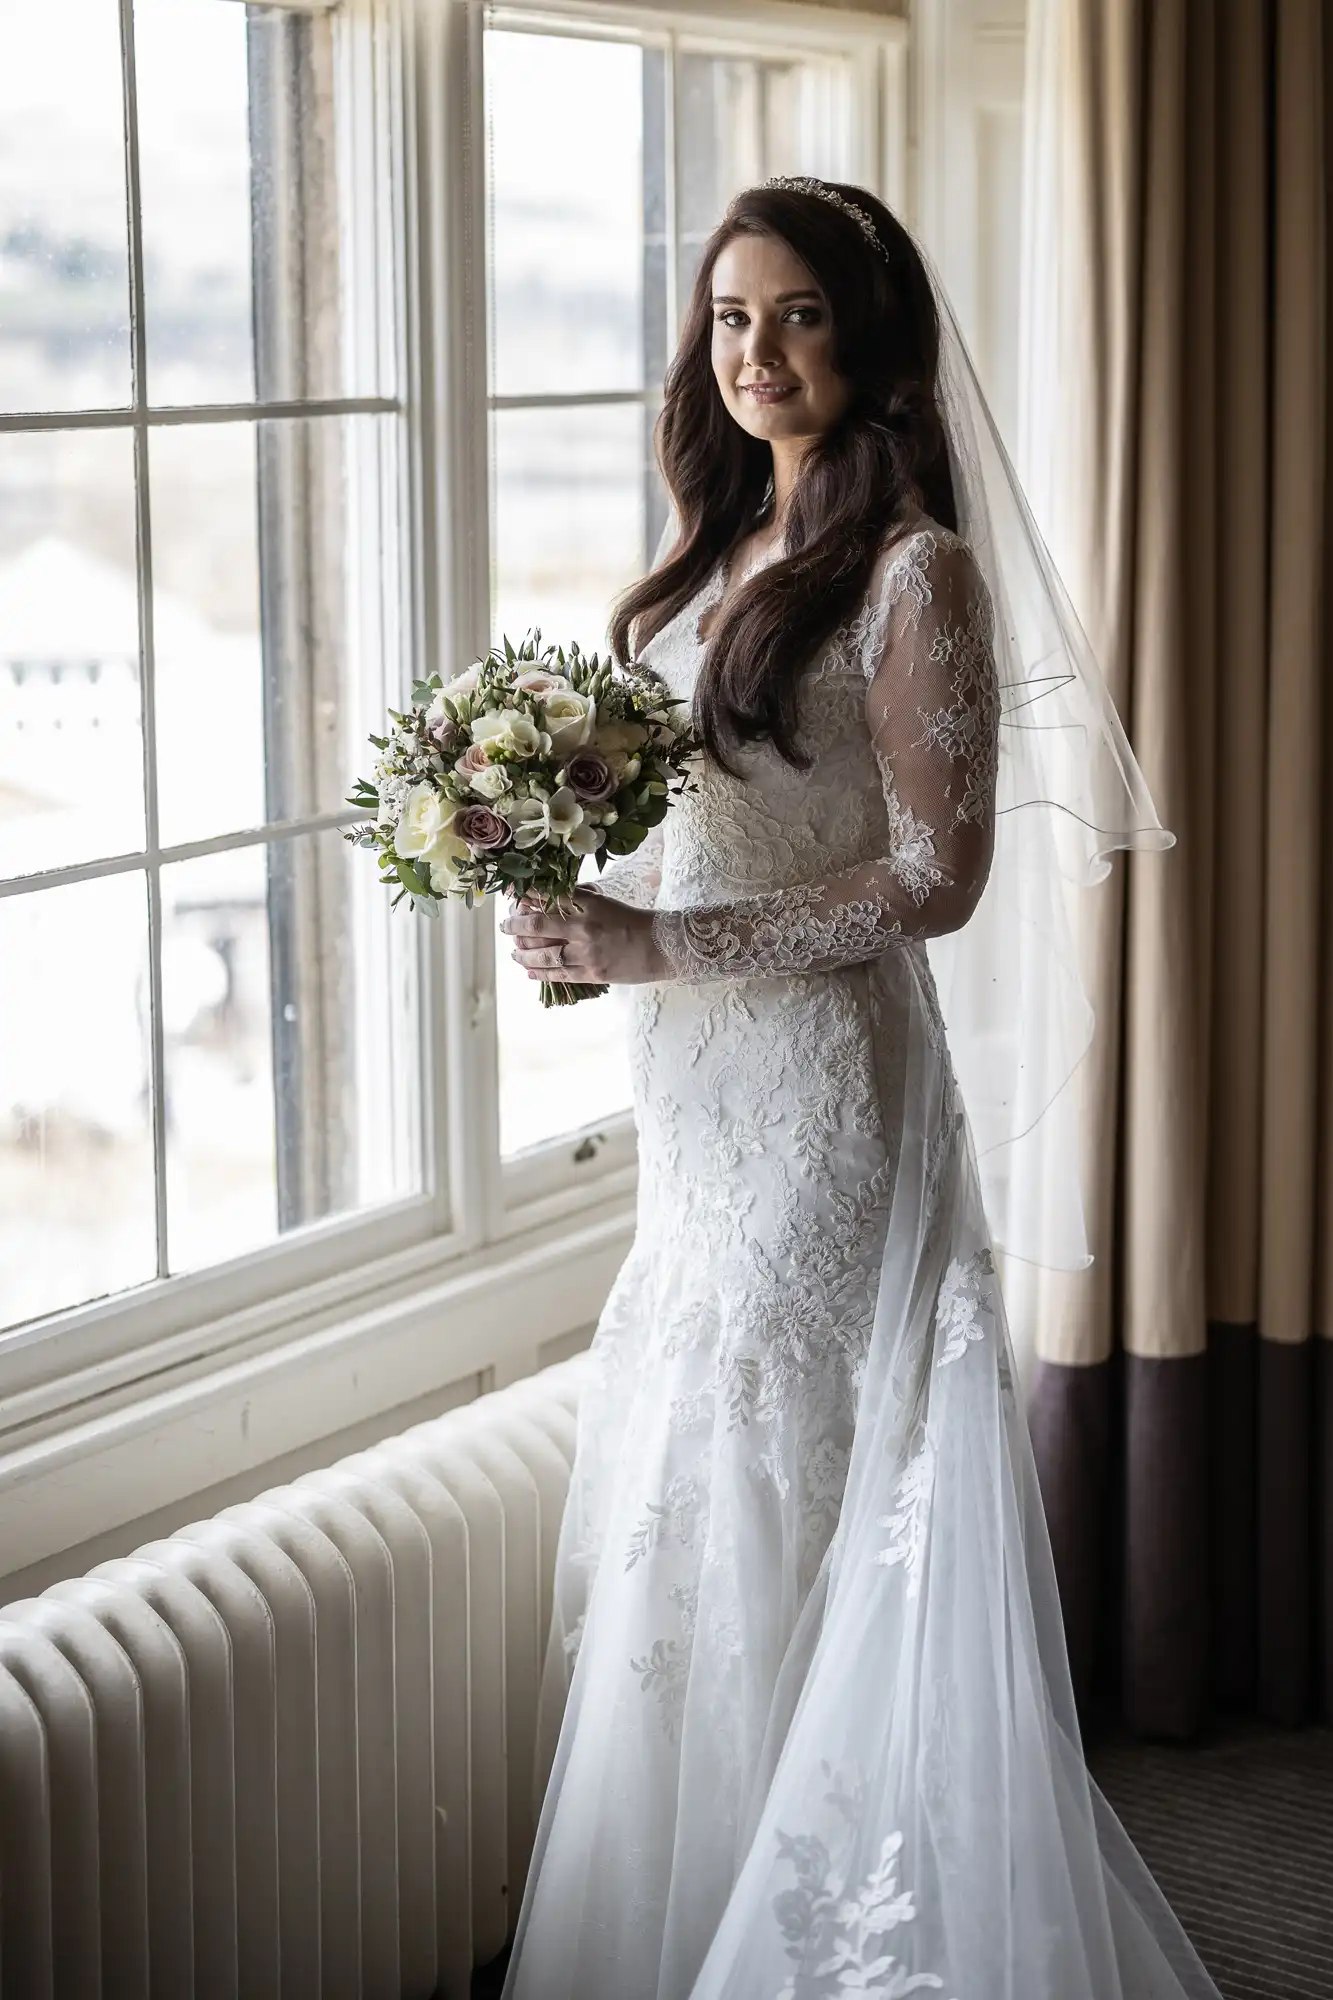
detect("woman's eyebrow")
[710,290,823,306]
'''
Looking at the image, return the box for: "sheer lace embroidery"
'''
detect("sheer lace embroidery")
[935,1249,997,1367]
[650,530,999,982]
[873,1431,935,1601]
[630,1577,698,1743]
[624,1471,706,1569]
[914,587,1000,830]
[771,1765,955,1999]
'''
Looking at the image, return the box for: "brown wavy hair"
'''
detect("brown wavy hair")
[609,182,958,776]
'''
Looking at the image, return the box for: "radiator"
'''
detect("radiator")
[0,1350,587,2000]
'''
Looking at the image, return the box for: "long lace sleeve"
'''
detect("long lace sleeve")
[649,531,1000,979]
[593,818,665,910]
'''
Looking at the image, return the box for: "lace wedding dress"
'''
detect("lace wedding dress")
[500,516,1221,2000]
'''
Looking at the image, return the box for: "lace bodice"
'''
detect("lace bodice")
[598,518,1000,978]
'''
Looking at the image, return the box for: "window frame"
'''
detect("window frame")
[0,0,455,1422]
[0,0,910,1437]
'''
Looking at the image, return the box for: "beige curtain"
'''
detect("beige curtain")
[1016,0,1330,1734]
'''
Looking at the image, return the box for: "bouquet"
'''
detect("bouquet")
[345,632,700,1006]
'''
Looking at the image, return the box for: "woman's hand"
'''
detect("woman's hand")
[500,889,671,985]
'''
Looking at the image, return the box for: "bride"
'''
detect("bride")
[498,178,1220,2000]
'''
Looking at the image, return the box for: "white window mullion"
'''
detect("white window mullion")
[405,0,499,1253]
[665,27,681,343]
[0,398,399,435]
[118,0,171,1282]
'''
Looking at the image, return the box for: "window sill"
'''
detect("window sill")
[0,1188,636,1583]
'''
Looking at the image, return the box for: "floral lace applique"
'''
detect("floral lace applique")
[885,787,947,905]
[802,1436,853,1552]
[629,1577,700,1743]
[686,983,756,1068]
[914,590,1000,830]
[625,1471,705,1571]
[873,1430,935,1600]
[771,1763,957,1999]
[935,1249,996,1368]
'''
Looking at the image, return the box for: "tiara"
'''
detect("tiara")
[759,175,888,259]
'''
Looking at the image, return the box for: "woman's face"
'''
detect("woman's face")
[709,230,852,445]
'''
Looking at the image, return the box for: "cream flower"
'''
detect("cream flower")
[595,718,649,755]
[542,689,596,755]
[472,708,548,760]
[503,796,551,850]
[426,830,474,893]
[468,761,513,802]
[394,782,458,860]
[515,668,571,696]
[544,780,588,844]
[424,664,480,725]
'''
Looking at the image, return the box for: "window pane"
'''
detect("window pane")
[0,429,145,879]
[485,31,649,398]
[163,826,423,1277]
[150,412,404,848]
[676,51,857,307]
[496,918,634,1157]
[0,0,133,413]
[0,873,156,1330]
[134,0,392,406]
[491,403,653,657]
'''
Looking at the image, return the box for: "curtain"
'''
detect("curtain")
[1014,0,1331,1736]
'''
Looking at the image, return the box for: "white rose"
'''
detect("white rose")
[394,782,457,860]
[542,689,596,755]
[424,664,481,725]
[515,668,571,696]
[545,785,586,847]
[469,762,513,801]
[472,709,548,759]
[426,830,474,894]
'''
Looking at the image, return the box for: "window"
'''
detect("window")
[0,0,429,1347]
[482,3,895,1169]
[0,0,908,1405]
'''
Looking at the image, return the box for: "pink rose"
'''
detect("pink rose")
[454,741,490,776]
[456,804,512,851]
[564,750,617,802]
[515,669,570,696]
[430,718,459,751]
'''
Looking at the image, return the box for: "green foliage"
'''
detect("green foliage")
[349,626,702,930]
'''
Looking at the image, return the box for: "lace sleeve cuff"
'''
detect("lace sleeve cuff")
[650,882,906,982]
